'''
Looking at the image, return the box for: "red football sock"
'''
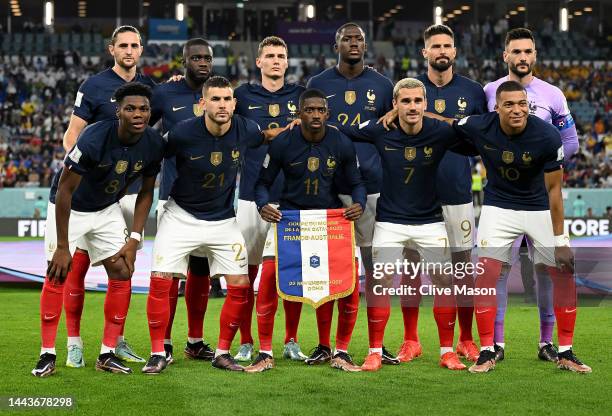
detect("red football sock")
[367,306,390,349]
[164,278,179,341]
[185,271,210,339]
[433,293,456,348]
[474,257,502,348]
[315,301,333,349]
[400,274,422,342]
[63,250,89,338]
[218,284,250,350]
[335,263,360,351]
[256,259,278,351]
[238,265,258,345]
[103,279,131,348]
[456,274,475,342]
[548,266,577,346]
[40,277,64,349]
[283,299,303,344]
[147,277,172,353]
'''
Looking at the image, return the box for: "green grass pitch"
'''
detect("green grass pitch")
[1,285,611,415]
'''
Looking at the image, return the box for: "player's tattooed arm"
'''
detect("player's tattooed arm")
[545,168,574,273]
[48,169,82,282]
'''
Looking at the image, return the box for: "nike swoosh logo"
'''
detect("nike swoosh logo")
[69,292,81,297]
[190,155,205,160]
[290,161,303,166]
[229,322,240,328]
[384,146,398,151]
[248,105,262,110]
[110,98,116,102]
[326,94,336,99]
[44,314,57,320]
[565,308,576,313]
[476,309,487,314]
[149,320,161,325]
[97,163,112,168]
[483,145,496,151]
[114,315,126,320]
[172,106,186,112]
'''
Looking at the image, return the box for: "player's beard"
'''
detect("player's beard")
[509,62,532,78]
[118,57,137,71]
[429,57,453,72]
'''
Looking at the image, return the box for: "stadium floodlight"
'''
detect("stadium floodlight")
[461,5,470,11]
[176,2,185,21]
[434,6,443,25]
[517,6,526,12]
[44,1,54,27]
[584,7,592,12]
[306,5,315,19]
[560,7,568,31]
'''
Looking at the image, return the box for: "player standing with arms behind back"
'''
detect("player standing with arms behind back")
[307,22,397,365]
[233,36,307,362]
[483,28,579,363]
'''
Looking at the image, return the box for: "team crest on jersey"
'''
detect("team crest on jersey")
[502,151,514,164]
[115,160,128,174]
[528,101,537,114]
[210,152,223,166]
[345,91,356,105]
[522,152,532,164]
[193,103,204,117]
[424,146,433,158]
[307,157,320,172]
[287,101,297,115]
[133,161,144,172]
[231,149,240,164]
[366,89,376,105]
[268,104,280,117]
[404,147,416,161]
[457,97,467,111]
[326,156,337,169]
[434,99,446,113]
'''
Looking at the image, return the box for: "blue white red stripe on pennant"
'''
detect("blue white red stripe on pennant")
[275,209,356,308]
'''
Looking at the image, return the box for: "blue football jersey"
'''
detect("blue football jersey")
[453,113,563,210]
[50,120,164,212]
[73,68,157,123]
[307,67,393,194]
[234,82,304,202]
[150,79,204,201]
[166,114,265,221]
[344,118,468,224]
[417,73,488,205]
[254,126,366,211]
